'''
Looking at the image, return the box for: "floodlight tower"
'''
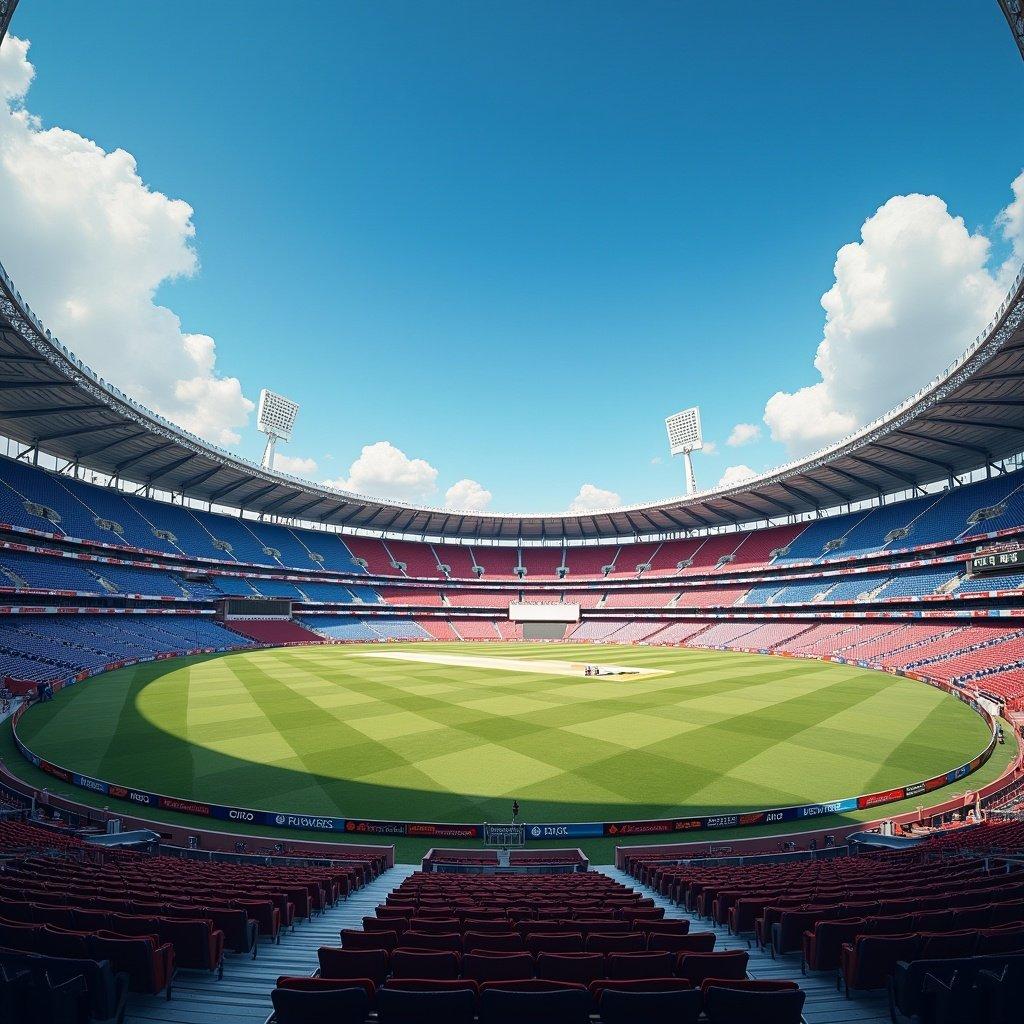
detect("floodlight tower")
[665,407,703,496]
[257,389,301,470]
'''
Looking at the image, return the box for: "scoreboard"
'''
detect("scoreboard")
[969,549,1024,575]
[219,597,291,619]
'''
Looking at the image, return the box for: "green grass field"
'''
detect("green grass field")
[15,643,996,838]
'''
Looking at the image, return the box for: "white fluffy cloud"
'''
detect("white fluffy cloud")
[0,35,254,446]
[445,478,492,512]
[701,441,718,456]
[325,441,439,501]
[997,170,1024,263]
[717,464,757,489]
[273,453,319,477]
[763,190,1015,456]
[567,483,621,514]
[727,423,760,447]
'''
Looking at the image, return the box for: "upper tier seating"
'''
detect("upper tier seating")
[471,547,520,579]
[385,540,443,578]
[0,457,1022,583]
[564,545,619,577]
[521,547,567,577]
[433,543,477,579]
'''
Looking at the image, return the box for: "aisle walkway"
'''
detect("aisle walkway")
[125,864,418,1024]
[596,865,890,1024]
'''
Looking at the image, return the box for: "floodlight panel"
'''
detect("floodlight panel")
[257,389,300,442]
[665,407,703,455]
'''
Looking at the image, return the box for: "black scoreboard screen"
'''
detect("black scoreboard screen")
[221,598,291,618]
[969,549,1024,576]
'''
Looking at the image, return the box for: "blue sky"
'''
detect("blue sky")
[3,1,1024,513]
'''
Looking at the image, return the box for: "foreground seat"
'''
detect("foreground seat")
[88,931,175,998]
[841,934,920,996]
[376,985,476,1024]
[0,947,128,1024]
[677,950,749,986]
[317,947,388,986]
[598,986,702,1024]
[478,982,590,1024]
[270,984,370,1024]
[703,984,805,1024]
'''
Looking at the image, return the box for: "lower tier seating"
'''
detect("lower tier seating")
[267,871,806,1023]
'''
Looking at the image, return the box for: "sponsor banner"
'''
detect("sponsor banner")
[71,773,109,796]
[797,798,858,818]
[345,819,406,837]
[705,814,740,830]
[857,788,905,810]
[159,796,211,817]
[527,823,604,841]
[406,822,481,840]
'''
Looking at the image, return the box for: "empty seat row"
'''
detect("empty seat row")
[320,946,745,985]
[269,976,806,1024]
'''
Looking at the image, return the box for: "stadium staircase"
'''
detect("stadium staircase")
[124,864,418,1024]
[595,864,890,1024]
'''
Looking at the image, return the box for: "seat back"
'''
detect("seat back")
[585,933,645,954]
[376,986,476,1024]
[849,934,920,992]
[317,947,388,985]
[38,925,90,958]
[677,950,748,986]
[271,985,370,1024]
[607,951,675,980]
[408,918,460,935]
[536,952,604,984]
[478,985,590,1024]
[919,930,978,959]
[599,987,702,1024]
[463,932,523,953]
[647,932,714,954]
[390,949,460,980]
[807,919,863,971]
[526,933,583,955]
[87,932,163,994]
[340,929,397,953]
[397,931,462,953]
[644,920,689,935]
[0,920,39,953]
[462,952,534,982]
[702,985,805,1024]
[978,924,1024,954]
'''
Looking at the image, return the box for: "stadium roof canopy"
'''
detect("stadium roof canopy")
[0,0,1022,544]
[2,257,1023,543]
[1000,0,1024,59]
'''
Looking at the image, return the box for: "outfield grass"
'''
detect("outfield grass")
[15,643,995,829]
